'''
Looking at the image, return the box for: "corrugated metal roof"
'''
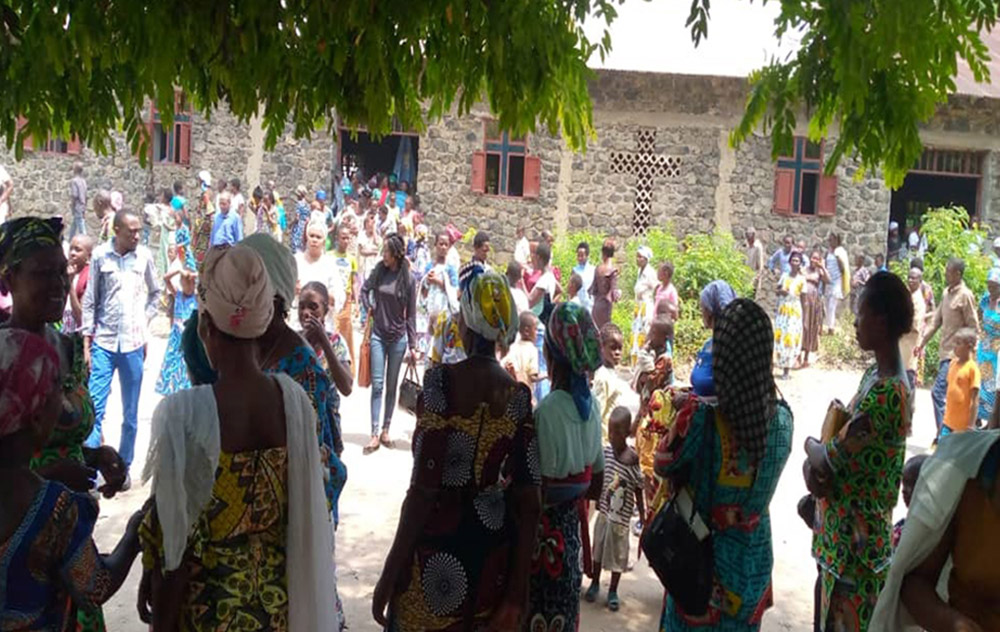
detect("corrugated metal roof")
[955,30,1000,98]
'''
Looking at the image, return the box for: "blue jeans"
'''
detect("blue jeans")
[932,359,950,432]
[370,332,407,435]
[69,212,87,239]
[84,344,145,468]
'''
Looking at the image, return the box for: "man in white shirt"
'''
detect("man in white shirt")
[513,224,531,268]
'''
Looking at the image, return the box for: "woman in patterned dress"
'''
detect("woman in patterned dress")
[799,250,829,368]
[631,245,658,364]
[0,329,144,632]
[0,217,128,632]
[526,302,605,632]
[976,269,1000,422]
[656,299,793,631]
[774,250,806,379]
[139,245,339,632]
[154,268,197,396]
[373,268,541,632]
[804,271,914,632]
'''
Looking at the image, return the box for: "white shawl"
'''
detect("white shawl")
[142,374,338,632]
[870,430,1000,631]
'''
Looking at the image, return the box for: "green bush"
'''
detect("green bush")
[552,230,605,282]
[549,226,748,367]
[919,206,990,298]
[884,206,988,383]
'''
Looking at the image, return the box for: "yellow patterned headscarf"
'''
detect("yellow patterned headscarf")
[459,264,518,345]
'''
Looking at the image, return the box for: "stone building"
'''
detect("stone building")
[3,65,1000,260]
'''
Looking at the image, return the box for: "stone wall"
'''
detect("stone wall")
[0,108,333,238]
[417,108,561,258]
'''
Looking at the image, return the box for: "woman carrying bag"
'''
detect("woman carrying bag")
[361,234,417,454]
[651,299,793,631]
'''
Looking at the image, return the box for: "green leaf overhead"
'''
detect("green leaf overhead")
[702,0,999,188]
[0,0,623,163]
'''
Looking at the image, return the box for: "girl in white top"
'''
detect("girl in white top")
[295,222,346,326]
[630,245,658,364]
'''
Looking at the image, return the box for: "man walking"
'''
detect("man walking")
[745,227,765,297]
[82,208,161,485]
[69,162,88,238]
[915,258,979,434]
[824,233,850,333]
[211,191,243,246]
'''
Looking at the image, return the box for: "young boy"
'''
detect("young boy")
[567,273,584,306]
[593,323,626,442]
[631,314,674,532]
[503,311,541,399]
[506,261,530,315]
[942,327,980,438]
[585,406,644,612]
[893,453,928,549]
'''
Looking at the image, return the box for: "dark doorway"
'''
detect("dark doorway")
[338,130,419,190]
[889,172,980,235]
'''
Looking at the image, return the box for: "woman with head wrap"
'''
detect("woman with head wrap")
[138,245,339,632]
[690,279,737,397]
[775,250,806,379]
[525,302,605,632]
[373,267,542,631]
[804,271,914,632]
[975,267,1000,422]
[361,232,417,453]
[654,299,793,631]
[0,329,143,631]
[0,217,129,632]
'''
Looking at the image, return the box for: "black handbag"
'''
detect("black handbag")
[398,363,422,415]
[640,419,716,616]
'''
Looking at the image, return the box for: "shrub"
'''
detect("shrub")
[674,231,754,302]
[552,230,605,282]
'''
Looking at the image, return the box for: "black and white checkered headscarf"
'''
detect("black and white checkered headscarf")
[712,298,777,467]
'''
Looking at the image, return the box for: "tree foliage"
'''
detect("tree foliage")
[0,0,621,162]
[689,0,999,188]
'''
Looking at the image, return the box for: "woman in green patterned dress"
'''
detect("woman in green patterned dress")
[0,216,127,632]
[803,271,914,631]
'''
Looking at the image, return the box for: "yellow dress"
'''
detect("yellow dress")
[774,273,805,369]
[141,448,290,631]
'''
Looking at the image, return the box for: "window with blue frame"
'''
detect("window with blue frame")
[774,137,830,216]
[483,120,527,197]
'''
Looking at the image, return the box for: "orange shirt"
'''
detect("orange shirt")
[944,357,981,431]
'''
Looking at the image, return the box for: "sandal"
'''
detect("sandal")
[607,591,620,612]
[584,583,599,603]
[379,432,395,449]
[363,436,381,455]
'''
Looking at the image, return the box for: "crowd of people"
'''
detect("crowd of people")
[0,159,997,632]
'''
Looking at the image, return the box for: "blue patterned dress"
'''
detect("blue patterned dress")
[977,294,1000,420]
[289,201,310,253]
[656,398,793,631]
[0,481,111,631]
[155,292,197,395]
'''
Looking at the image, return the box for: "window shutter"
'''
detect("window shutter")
[17,117,32,151]
[523,155,541,198]
[773,168,795,215]
[177,122,191,165]
[817,175,838,216]
[66,137,82,155]
[471,151,486,193]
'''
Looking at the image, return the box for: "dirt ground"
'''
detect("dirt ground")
[93,328,938,631]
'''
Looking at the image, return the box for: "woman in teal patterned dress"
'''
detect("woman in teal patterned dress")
[0,216,128,632]
[155,269,198,396]
[976,269,1000,421]
[804,271,914,631]
[656,299,793,631]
